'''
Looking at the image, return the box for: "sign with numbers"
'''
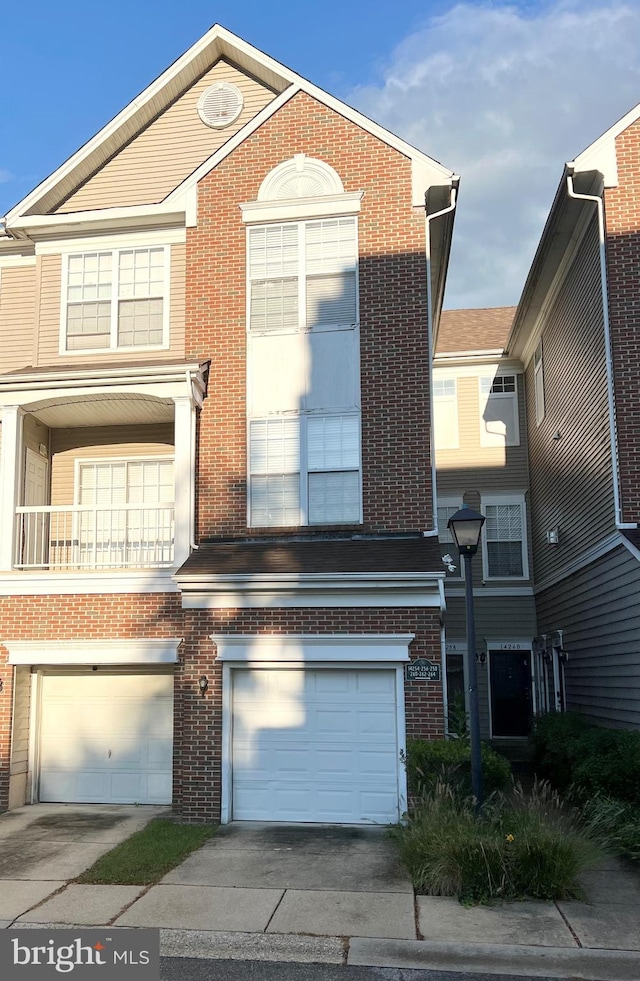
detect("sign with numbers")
[405,658,442,682]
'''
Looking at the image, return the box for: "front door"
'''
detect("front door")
[490,650,532,737]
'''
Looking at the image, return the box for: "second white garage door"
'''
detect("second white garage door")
[39,672,174,805]
[231,668,401,823]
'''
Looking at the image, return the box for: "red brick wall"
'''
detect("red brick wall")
[0,594,443,819]
[186,91,431,538]
[605,120,640,524]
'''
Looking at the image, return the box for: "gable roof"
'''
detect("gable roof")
[436,307,516,356]
[2,24,454,230]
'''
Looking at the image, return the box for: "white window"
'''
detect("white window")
[481,494,528,579]
[479,374,519,447]
[433,377,459,450]
[249,414,360,527]
[76,457,174,566]
[534,340,545,425]
[62,247,169,352]
[437,496,463,578]
[247,212,360,528]
[248,218,357,333]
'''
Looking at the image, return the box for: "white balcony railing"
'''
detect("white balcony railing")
[14,504,175,570]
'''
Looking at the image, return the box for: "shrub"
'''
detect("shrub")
[389,781,602,904]
[404,737,512,799]
[532,712,640,804]
[580,795,640,863]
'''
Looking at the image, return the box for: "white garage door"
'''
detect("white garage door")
[39,672,173,804]
[231,668,400,823]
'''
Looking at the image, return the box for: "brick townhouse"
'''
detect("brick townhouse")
[0,25,458,821]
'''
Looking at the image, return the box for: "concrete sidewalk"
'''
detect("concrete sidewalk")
[3,811,640,980]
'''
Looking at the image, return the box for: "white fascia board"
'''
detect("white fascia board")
[177,572,444,609]
[10,206,186,241]
[0,255,37,268]
[211,632,414,662]
[35,227,186,256]
[433,360,523,378]
[572,102,640,187]
[444,586,534,598]
[6,638,182,665]
[0,572,178,596]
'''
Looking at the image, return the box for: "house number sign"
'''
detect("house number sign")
[405,658,441,682]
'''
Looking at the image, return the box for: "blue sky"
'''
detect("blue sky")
[3,1,640,307]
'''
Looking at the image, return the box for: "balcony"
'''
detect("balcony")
[14,504,175,571]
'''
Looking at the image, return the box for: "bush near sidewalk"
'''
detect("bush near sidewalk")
[76,818,216,885]
[389,782,602,905]
[532,712,640,864]
[404,736,512,799]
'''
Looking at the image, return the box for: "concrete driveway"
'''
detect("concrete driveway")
[0,802,166,924]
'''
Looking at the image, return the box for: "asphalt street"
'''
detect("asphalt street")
[160,957,564,981]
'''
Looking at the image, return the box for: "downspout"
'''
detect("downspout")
[424,180,459,538]
[566,170,631,528]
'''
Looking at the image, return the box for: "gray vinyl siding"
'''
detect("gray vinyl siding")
[536,543,640,729]
[526,214,615,587]
[444,592,537,738]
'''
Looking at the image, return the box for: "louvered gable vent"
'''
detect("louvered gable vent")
[197,81,244,129]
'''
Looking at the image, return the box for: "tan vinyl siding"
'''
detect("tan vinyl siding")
[35,244,185,366]
[50,424,174,505]
[0,265,37,370]
[526,215,615,586]
[436,372,529,488]
[444,594,537,739]
[9,666,31,809]
[536,545,640,729]
[56,61,277,213]
[23,415,50,459]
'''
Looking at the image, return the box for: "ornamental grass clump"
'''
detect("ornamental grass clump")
[389,780,602,905]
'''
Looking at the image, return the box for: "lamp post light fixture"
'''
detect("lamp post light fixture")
[447,504,486,812]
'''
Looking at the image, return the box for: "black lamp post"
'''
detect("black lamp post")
[447,504,486,812]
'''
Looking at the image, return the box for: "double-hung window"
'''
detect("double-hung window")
[63,246,169,352]
[479,374,519,447]
[481,494,528,579]
[247,217,360,527]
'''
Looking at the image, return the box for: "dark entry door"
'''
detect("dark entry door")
[490,650,532,737]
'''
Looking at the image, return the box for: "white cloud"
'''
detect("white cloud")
[349,1,640,308]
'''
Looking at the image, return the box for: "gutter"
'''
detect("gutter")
[424,180,459,538]
[566,169,634,529]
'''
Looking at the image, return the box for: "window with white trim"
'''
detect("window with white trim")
[433,377,459,450]
[481,495,528,579]
[437,496,463,578]
[62,247,169,352]
[534,340,545,425]
[479,374,519,447]
[249,413,360,527]
[247,209,360,527]
[248,218,357,333]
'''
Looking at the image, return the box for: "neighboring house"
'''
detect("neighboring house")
[0,25,458,820]
[506,104,640,731]
[434,308,537,741]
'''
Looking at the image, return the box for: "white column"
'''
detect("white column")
[0,406,24,570]
[173,396,196,567]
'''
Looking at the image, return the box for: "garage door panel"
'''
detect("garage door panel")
[231,667,401,823]
[39,673,173,805]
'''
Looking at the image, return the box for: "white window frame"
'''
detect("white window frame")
[248,411,362,527]
[534,340,545,425]
[246,218,359,335]
[433,377,459,450]
[60,246,170,355]
[480,493,529,581]
[437,495,463,580]
[478,373,520,448]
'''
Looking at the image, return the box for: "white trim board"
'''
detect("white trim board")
[5,638,182,665]
[211,633,414,663]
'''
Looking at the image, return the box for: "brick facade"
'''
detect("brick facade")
[605,120,640,524]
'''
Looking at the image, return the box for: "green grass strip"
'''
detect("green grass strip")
[76,818,216,886]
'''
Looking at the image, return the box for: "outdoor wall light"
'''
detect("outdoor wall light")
[476,652,487,666]
[198,676,209,697]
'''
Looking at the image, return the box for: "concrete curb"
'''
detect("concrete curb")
[348,937,640,981]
